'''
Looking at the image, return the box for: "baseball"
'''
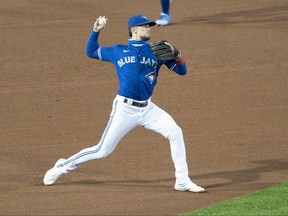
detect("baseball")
[98,17,107,26]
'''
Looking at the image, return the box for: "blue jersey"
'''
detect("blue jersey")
[86,31,187,101]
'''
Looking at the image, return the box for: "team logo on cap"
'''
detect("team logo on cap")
[141,15,148,20]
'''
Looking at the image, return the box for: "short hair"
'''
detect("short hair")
[128,29,132,37]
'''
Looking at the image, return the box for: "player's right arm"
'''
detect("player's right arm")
[86,31,101,59]
[86,17,114,61]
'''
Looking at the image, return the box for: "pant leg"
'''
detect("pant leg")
[60,97,139,172]
[140,102,189,180]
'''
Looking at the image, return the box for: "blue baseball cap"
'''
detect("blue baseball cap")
[128,15,156,30]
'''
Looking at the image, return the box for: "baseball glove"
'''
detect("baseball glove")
[150,40,180,61]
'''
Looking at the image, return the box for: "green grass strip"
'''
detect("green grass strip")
[182,183,288,216]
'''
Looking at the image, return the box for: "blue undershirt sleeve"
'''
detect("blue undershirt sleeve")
[164,60,187,75]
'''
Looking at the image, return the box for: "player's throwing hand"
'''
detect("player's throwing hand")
[93,16,107,32]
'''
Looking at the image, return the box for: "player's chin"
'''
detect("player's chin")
[142,36,151,41]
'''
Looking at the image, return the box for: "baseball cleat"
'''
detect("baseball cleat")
[155,13,171,26]
[43,158,66,186]
[174,180,205,193]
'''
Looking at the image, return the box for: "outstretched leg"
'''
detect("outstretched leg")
[43,97,138,185]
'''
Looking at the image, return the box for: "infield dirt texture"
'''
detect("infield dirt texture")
[1,0,288,215]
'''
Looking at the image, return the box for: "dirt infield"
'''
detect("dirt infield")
[1,0,288,215]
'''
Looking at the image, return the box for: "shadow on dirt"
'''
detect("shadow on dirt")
[62,159,288,189]
[197,159,288,189]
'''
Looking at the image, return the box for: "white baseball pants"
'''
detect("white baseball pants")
[60,95,190,181]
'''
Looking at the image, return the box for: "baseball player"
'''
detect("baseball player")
[156,0,172,26]
[43,14,204,192]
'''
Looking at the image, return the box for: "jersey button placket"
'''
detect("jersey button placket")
[136,49,143,98]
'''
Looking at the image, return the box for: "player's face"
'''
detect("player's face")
[135,24,151,41]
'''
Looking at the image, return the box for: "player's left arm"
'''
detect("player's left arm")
[164,57,187,75]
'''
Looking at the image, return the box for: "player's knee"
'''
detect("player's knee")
[168,124,183,140]
[97,147,113,158]
[174,125,183,136]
